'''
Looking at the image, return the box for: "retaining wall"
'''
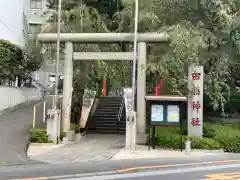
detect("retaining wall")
[0,86,42,111]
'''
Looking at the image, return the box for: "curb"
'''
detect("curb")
[13,170,119,180]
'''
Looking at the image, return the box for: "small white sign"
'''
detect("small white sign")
[123,88,133,112]
[167,105,179,123]
[151,105,164,122]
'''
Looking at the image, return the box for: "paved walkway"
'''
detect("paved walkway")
[27,134,226,164]
[111,146,225,160]
[0,102,42,165]
[28,134,125,164]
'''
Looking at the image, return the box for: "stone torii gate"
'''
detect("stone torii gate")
[38,33,169,144]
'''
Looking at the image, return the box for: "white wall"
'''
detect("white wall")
[0,86,42,112]
[0,0,26,47]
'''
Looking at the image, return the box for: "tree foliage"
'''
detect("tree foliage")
[0,40,25,80]
[46,0,123,17]
[0,37,43,84]
[41,4,120,115]
[145,0,240,111]
[24,36,43,74]
[40,0,240,112]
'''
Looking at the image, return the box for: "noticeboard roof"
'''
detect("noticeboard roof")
[145,95,187,102]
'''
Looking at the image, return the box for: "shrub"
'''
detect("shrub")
[70,123,79,131]
[188,136,221,150]
[210,124,240,153]
[203,123,216,138]
[155,126,221,150]
[29,128,52,143]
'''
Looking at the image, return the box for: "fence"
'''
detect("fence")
[0,86,42,112]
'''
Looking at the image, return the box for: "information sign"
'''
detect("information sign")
[167,105,179,123]
[151,105,164,122]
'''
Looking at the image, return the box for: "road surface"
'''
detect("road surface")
[0,154,239,179]
[0,102,42,165]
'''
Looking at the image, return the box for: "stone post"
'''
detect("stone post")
[188,65,204,137]
[62,42,73,133]
[136,42,147,144]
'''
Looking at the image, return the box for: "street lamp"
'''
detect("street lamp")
[132,0,139,110]
[53,0,62,109]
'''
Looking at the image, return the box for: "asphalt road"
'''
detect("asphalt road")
[0,154,240,179]
[113,164,240,180]
[0,102,43,166]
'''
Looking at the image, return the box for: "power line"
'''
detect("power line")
[0,19,17,37]
[0,0,25,39]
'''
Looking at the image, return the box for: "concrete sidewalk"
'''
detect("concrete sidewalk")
[27,134,225,164]
[111,146,224,160]
[28,134,125,164]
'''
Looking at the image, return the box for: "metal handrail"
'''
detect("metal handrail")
[117,97,124,122]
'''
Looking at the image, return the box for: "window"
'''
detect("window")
[29,23,41,34]
[30,0,42,9]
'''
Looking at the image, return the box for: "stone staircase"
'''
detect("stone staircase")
[88,96,126,134]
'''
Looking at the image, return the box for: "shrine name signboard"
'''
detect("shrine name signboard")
[188,65,204,137]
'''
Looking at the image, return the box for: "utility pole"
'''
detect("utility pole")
[54,0,62,109]
[131,0,139,110]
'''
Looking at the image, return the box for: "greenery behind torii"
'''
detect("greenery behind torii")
[39,0,240,119]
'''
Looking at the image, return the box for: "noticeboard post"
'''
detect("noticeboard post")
[146,96,187,151]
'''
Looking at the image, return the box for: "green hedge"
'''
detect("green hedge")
[205,123,240,153]
[155,123,240,152]
[29,128,53,143]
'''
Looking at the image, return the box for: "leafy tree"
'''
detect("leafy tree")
[24,36,43,74]
[0,37,43,86]
[144,0,239,111]
[46,0,122,17]
[0,40,25,81]
[41,4,121,121]
[112,0,240,111]
[40,0,240,113]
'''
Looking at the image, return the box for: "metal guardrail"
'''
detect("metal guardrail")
[117,97,125,122]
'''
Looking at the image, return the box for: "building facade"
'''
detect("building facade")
[23,0,64,89]
[23,0,48,34]
[0,0,28,47]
